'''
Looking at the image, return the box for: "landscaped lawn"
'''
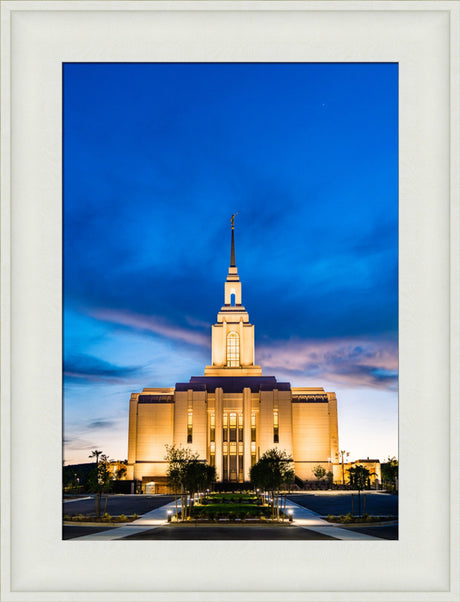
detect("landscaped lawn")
[176,493,289,521]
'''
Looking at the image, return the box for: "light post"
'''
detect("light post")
[167,510,173,523]
[288,509,293,522]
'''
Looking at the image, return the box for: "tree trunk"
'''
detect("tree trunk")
[189,492,193,518]
[95,492,101,518]
[180,485,185,521]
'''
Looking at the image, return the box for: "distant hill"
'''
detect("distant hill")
[63,462,96,487]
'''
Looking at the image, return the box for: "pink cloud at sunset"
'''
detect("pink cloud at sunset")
[257,337,398,390]
[90,308,211,349]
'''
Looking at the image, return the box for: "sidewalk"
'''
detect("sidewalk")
[284,498,384,540]
[70,499,177,541]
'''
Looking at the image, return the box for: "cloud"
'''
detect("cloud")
[258,336,398,390]
[63,435,102,453]
[64,353,143,384]
[86,420,116,430]
[90,308,210,349]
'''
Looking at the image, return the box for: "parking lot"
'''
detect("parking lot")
[288,491,398,517]
[63,494,175,517]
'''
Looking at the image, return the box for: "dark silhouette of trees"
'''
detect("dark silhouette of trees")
[348,464,371,516]
[250,449,294,519]
[165,445,216,521]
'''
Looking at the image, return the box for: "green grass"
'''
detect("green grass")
[201,494,258,505]
[63,514,139,523]
[191,503,271,519]
[325,514,396,524]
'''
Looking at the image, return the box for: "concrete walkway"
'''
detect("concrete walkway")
[284,498,383,540]
[71,499,178,541]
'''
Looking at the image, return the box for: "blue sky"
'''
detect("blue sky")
[63,63,398,465]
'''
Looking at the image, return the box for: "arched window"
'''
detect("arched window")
[226,331,240,367]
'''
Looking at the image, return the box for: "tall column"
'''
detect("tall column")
[328,393,339,462]
[215,387,223,481]
[238,318,243,366]
[243,387,252,481]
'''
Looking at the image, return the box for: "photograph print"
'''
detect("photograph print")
[63,62,398,541]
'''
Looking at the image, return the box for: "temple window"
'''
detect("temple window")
[226,331,240,367]
[187,411,193,444]
[273,411,279,444]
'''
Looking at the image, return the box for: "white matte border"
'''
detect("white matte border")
[1,2,459,601]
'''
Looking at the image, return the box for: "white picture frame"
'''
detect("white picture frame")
[1,1,459,600]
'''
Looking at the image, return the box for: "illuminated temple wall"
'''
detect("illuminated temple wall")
[126,384,339,485]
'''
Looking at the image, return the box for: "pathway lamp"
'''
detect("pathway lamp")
[167,510,172,523]
[288,509,293,522]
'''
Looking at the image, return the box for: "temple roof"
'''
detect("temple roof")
[175,375,291,393]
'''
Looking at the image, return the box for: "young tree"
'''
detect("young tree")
[87,451,113,517]
[183,459,216,514]
[348,464,371,516]
[381,456,398,492]
[313,465,327,481]
[250,449,294,520]
[88,449,103,517]
[165,445,215,520]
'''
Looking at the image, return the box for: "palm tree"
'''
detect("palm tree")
[89,449,103,517]
[339,450,350,485]
[89,449,102,464]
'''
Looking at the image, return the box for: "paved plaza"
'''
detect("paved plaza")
[63,492,398,541]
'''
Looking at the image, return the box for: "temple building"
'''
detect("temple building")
[126,218,340,491]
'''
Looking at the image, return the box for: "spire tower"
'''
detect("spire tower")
[230,212,237,267]
[205,215,261,376]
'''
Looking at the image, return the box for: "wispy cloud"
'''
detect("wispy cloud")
[86,420,116,430]
[258,336,398,390]
[90,308,210,348]
[64,353,143,384]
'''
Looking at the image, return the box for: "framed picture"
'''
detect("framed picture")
[1,2,458,600]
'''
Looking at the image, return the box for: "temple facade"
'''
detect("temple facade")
[126,219,340,491]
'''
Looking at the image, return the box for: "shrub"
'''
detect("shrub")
[343,513,353,523]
